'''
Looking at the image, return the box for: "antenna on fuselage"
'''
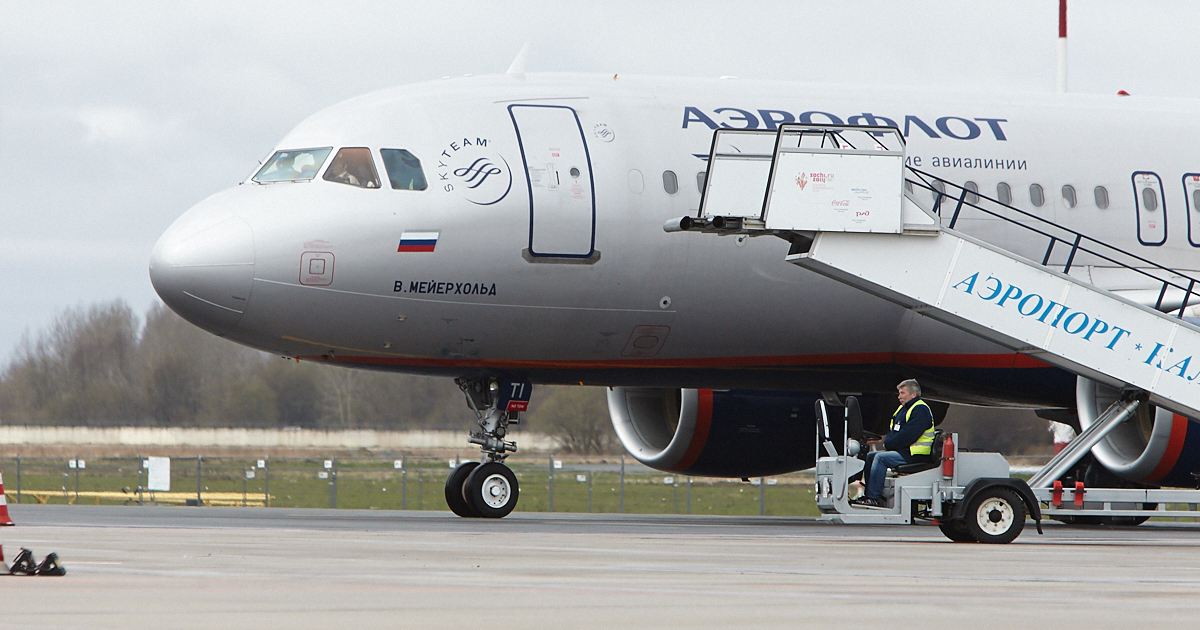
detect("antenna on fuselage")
[507,42,531,78]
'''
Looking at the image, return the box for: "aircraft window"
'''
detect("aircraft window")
[663,170,679,195]
[380,149,428,191]
[1062,185,1077,208]
[252,147,332,183]
[997,182,1012,205]
[628,169,644,193]
[1142,186,1159,211]
[964,181,979,204]
[1094,186,1110,209]
[323,147,380,189]
[697,171,706,194]
[1193,189,1200,214]
[1030,183,1045,207]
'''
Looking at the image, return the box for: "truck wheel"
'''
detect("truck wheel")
[937,518,974,543]
[1108,504,1157,526]
[965,487,1026,544]
[1055,503,1156,526]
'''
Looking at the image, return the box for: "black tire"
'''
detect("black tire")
[464,462,520,518]
[445,462,481,518]
[1107,503,1157,526]
[964,487,1026,544]
[938,518,975,543]
[1054,503,1157,527]
[1052,515,1103,526]
[1081,462,1155,526]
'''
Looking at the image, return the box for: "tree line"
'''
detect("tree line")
[0,300,1050,457]
[0,301,616,453]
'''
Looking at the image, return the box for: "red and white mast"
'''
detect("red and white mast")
[1057,0,1068,92]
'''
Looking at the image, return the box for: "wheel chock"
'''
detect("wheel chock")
[35,552,66,576]
[9,548,38,575]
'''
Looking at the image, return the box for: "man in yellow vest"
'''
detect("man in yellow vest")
[851,379,936,508]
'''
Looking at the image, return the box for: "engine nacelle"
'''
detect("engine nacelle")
[607,387,823,477]
[1077,377,1200,487]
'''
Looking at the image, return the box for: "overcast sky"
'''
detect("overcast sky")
[2,1,1198,365]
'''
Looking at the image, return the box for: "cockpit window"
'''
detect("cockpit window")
[380,149,428,190]
[323,147,381,189]
[252,147,332,183]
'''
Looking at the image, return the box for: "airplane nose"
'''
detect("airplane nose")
[149,210,255,335]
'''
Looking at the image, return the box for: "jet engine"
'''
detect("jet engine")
[606,387,828,477]
[1076,377,1200,487]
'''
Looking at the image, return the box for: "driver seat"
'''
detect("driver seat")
[893,430,945,475]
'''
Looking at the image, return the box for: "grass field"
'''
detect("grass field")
[11,455,1196,522]
[0,456,823,517]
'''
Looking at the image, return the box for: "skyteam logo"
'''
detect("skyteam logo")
[436,137,512,206]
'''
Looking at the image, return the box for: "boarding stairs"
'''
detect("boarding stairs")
[672,124,1200,483]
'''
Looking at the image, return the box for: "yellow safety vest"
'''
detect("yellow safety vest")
[891,399,936,456]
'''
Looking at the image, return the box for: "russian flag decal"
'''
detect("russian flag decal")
[397,231,439,252]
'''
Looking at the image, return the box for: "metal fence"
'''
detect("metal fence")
[0,455,820,517]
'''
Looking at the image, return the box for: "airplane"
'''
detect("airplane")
[148,67,1200,518]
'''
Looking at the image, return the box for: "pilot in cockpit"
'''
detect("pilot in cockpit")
[323,148,379,188]
[328,162,360,186]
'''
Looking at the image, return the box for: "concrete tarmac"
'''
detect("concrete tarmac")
[2,505,1199,629]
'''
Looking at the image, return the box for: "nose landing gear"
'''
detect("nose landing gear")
[446,378,530,518]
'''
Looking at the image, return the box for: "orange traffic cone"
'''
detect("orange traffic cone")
[0,468,15,526]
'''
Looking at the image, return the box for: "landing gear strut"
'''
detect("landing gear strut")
[445,378,530,518]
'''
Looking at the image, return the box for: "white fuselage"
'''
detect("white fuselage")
[149,73,1200,408]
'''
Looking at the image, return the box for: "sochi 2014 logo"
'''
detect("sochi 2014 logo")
[436,137,512,206]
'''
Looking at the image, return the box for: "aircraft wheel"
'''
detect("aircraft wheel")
[965,487,1026,544]
[445,462,481,517]
[937,518,975,543]
[465,462,520,519]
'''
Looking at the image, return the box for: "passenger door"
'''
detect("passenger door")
[1133,171,1166,246]
[508,104,596,259]
[1183,173,1200,247]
